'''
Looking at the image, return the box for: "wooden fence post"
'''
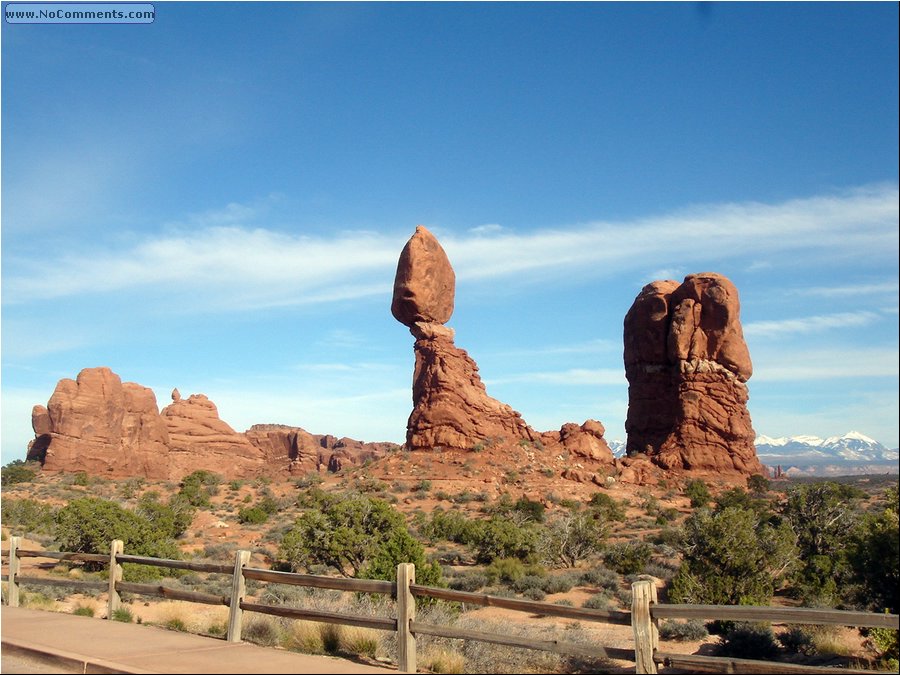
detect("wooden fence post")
[107,539,124,618]
[631,579,659,674]
[7,536,21,607]
[227,550,251,643]
[397,563,416,673]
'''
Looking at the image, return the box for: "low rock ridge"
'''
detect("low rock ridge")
[27,367,398,480]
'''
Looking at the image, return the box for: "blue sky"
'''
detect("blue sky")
[2,2,898,465]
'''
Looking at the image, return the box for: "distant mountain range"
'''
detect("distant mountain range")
[754,431,898,476]
[607,432,898,476]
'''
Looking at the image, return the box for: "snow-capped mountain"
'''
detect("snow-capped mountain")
[606,432,897,475]
[755,431,897,462]
[755,431,898,475]
[607,439,626,458]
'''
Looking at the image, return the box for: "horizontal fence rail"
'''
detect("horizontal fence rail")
[410,620,636,662]
[16,549,108,564]
[14,575,107,592]
[242,567,396,595]
[116,582,230,606]
[4,535,899,675]
[240,600,398,632]
[653,603,900,630]
[409,583,633,625]
[116,554,233,575]
[657,651,889,675]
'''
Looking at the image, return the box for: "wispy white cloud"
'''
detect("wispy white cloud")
[487,368,626,386]
[646,268,685,282]
[468,223,505,235]
[5,184,897,312]
[744,311,881,338]
[788,281,900,298]
[752,347,900,382]
[491,339,618,358]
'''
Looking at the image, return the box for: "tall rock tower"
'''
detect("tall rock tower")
[624,273,764,475]
[392,226,534,451]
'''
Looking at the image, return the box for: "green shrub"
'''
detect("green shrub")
[1,460,38,487]
[164,618,188,632]
[541,511,608,568]
[522,587,546,601]
[1,498,56,536]
[778,625,815,654]
[55,497,181,579]
[850,486,898,614]
[684,479,711,508]
[604,541,652,575]
[543,574,576,594]
[715,623,778,659]
[207,621,226,636]
[238,506,268,524]
[784,481,863,606]
[277,492,442,589]
[868,626,899,669]
[579,566,619,591]
[469,517,539,564]
[669,506,797,607]
[588,493,626,521]
[512,574,547,594]
[449,572,489,593]
[514,497,545,523]
[582,592,612,610]
[412,480,432,494]
[73,605,95,617]
[178,470,221,506]
[659,619,709,642]
[111,607,134,623]
[487,557,527,584]
[747,474,770,495]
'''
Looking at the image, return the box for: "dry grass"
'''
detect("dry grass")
[147,600,229,634]
[420,646,466,673]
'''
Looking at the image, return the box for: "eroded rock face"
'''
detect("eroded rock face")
[160,393,267,479]
[244,424,396,475]
[27,367,171,478]
[624,273,763,476]
[406,322,535,450]
[393,227,534,451]
[27,369,396,480]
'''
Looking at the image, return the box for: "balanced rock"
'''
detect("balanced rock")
[26,367,170,478]
[393,227,534,451]
[624,273,763,476]
[391,225,455,326]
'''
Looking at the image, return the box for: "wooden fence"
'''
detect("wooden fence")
[2,536,897,674]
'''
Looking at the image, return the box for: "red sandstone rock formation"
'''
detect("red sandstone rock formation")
[393,226,537,451]
[392,225,456,326]
[27,368,396,480]
[244,424,394,475]
[160,392,265,479]
[624,273,764,476]
[27,367,170,478]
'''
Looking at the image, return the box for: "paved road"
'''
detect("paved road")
[1,606,396,674]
